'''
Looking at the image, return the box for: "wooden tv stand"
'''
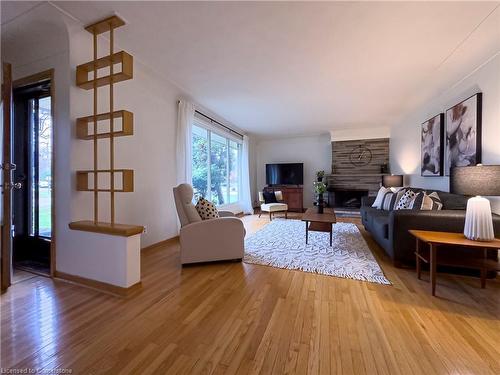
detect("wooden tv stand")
[263,185,304,212]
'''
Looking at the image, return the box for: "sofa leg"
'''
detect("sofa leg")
[269,211,272,221]
[258,212,261,218]
[285,211,288,219]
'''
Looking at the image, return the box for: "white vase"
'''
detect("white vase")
[464,196,495,241]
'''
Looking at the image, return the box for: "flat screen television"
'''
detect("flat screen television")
[266,163,303,185]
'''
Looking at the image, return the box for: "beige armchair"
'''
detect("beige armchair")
[258,191,288,220]
[173,184,245,265]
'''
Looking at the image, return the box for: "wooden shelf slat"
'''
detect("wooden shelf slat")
[76,51,133,90]
[69,220,143,237]
[85,15,125,35]
[76,169,134,192]
[77,110,133,140]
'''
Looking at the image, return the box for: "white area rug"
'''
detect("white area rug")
[244,219,391,285]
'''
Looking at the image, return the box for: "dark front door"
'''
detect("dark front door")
[12,80,52,275]
[1,62,14,290]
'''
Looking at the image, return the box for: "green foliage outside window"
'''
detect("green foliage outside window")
[192,125,240,206]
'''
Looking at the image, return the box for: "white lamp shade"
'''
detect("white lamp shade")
[464,196,495,241]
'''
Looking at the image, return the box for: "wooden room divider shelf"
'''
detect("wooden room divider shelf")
[76,51,133,90]
[69,221,143,237]
[77,110,133,139]
[76,169,134,192]
[70,15,143,236]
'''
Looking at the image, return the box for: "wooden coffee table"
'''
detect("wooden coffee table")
[409,230,500,296]
[301,208,336,246]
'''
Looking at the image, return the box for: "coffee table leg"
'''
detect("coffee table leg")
[329,224,332,246]
[430,244,437,296]
[416,238,421,280]
[305,221,309,244]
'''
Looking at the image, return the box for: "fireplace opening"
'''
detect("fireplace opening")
[327,188,369,209]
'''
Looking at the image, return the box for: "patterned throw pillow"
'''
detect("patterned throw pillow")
[394,189,418,210]
[381,189,407,211]
[195,197,219,220]
[412,192,443,211]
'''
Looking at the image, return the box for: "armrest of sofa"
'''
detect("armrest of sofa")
[361,196,376,207]
[179,217,245,264]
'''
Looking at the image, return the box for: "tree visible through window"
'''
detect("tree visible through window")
[192,124,241,205]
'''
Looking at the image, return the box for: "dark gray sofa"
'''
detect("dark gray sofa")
[361,189,500,267]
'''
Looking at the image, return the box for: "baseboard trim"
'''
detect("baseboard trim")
[54,271,142,298]
[141,236,179,252]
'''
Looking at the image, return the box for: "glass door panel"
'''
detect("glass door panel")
[27,96,52,238]
[37,96,52,237]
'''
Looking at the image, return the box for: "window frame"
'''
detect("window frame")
[192,118,243,208]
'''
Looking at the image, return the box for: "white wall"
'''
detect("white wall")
[390,52,500,213]
[1,3,245,285]
[255,134,331,208]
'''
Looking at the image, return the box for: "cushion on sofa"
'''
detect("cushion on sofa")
[436,191,468,210]
[381,189,407,210]
[394,190,418,210]
[412,192,443,210]
[372,187,391,209]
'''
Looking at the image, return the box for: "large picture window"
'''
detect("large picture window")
[192,122,242,206]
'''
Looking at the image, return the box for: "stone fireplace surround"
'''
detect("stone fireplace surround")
[326,138,390,209]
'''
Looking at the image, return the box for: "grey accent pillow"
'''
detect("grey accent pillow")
[195,197,220,220]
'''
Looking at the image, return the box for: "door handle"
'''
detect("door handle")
[3,181,22,190]
[0,162,16,171]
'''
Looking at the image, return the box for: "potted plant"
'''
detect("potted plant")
[313,181,327,214]
[316,170,325,182]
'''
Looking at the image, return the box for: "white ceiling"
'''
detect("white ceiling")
[3,1,500,137]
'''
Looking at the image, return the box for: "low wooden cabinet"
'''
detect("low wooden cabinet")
[264,186,304,212]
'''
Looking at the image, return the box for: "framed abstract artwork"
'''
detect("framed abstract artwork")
[421,113,444,176]
[444,93,482,176]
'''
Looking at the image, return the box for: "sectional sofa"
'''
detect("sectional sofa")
[360,189,500,267]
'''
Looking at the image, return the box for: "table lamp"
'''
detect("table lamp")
[450,165,500,241]
[382,174,404,188]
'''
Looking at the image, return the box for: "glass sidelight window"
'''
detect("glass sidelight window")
[29,96,52,238]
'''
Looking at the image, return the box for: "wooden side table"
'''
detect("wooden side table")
[409,230,500,296]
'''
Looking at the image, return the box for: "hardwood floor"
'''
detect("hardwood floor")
[1,214,499,374]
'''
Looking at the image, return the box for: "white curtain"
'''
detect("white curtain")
[241,135,254,214]
[176,100,195,185]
